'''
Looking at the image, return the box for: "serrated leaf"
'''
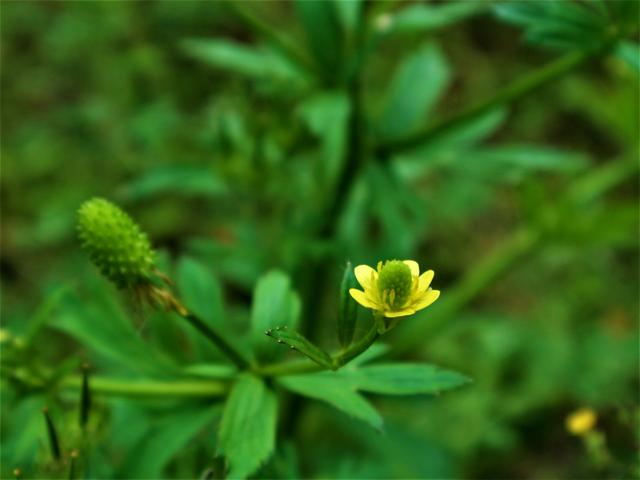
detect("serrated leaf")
[279,374,383,430]
[251,270,301,361]
[377,43,450,140]
[340,363,470,395]
[218,375,278,479]
[266,328,333,369]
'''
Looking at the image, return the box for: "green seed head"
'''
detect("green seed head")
[77,198,155,288]
[377,260,412,309]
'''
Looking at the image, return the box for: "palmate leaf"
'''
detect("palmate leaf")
[279,362,468,429]
[218,375,278,479]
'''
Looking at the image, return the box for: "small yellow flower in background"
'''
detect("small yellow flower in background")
[349,260,440,319]
[566,408,597,436]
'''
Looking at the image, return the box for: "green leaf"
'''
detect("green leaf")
[458,145,589,182]
[376,43,450,141]
[338,261,358,348]
[298,92,350,185]
[251,270,301,361]
[615,41,640,74]
[388,2,487,35]
[181,38,306,83]
[494,1,610,52]
[177,256,224,326]
[279,374,383,430]
[53,281,176,376]
[340,363,470,395]
[120,405,220,478]
[119,166,227,202]
[218,375,278,479]
[294,0,343,74]
[266,328,333,369]
[333,0,362,34]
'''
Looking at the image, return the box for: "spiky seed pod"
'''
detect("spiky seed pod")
[77,198,156,289]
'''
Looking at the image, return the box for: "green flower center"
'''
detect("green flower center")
[77,198,155,288]
[377,260,412,309]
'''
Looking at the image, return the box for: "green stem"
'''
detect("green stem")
[257,321,379,377]
[61,375,228,399]
[180,313,249,370]
[377,45,612,156]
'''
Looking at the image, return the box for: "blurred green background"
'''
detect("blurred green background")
[1,1,638,479]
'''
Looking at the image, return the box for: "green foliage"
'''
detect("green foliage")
[495,0,639,52]
[2,1,638,479]
[338,261,358,348]
[376,43,450,140]
[279,374,384,431]
[265,328,333,369]
[251,271,302,362]
[218,375,278,478]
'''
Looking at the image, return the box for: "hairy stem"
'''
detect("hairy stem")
[257,320,379,377]
[377,44,612,156]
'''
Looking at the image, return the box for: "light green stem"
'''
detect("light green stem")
[377,45,612,156]
[61,375,228,399]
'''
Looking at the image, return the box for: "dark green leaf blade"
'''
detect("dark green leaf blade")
[279,374,383,430]
[218,375,278,479]
[294,0,343,73]
[266,328,333,369]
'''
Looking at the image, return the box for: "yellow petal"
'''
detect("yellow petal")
[416,270,434,295]
[403,260,419,277]
[349,288,380,310]
[411,289,440,311]
[384,308,415,318]
[354,265,377,291]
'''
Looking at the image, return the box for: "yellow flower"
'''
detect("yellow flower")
[349,260,440,318]
[566,408,597,436]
